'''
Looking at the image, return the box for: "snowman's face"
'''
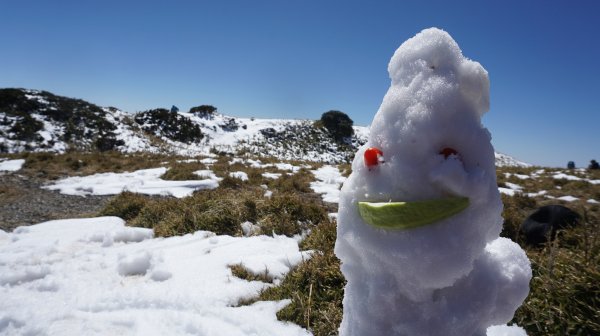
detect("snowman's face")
[336,121,502,293]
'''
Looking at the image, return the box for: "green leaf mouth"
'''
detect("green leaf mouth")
[358,197,469,230]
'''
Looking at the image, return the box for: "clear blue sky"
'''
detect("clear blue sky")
[1,0,598,167]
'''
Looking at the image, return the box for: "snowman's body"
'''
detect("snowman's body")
[335,28,531,336]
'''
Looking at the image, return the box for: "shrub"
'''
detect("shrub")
[189,105,217,118]
[268,169,314,194]
[229,263,273,283]
[98,192,149,221]
[160,163,205,181]
[258,193,327,236]
[319,110,354,142]
[154,198,240,237]
[258,220,345,335]
[9,114,43,141]
[134,108,203,144]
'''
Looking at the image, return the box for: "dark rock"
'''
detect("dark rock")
[520,205,580,246]
[260,128,277,138]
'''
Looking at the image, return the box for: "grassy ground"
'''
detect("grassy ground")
[5,151,599,335]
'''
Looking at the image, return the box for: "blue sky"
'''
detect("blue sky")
[1,0,598,167]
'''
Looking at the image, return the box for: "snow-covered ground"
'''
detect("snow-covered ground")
[0,217,311,335]
[43,168,221,198]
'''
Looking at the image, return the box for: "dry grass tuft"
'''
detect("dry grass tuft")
[229,263,274,283]
[258,220,344,336]
[98,191,149,221]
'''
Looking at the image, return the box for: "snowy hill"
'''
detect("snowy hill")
[0,89,366,163]
[0,88,528,166]
[494,152,532,168]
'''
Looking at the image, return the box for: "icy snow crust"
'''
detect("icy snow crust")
[0,217,311,335]
[335,28,531,336]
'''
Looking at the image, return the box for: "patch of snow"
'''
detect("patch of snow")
[527,190,547,197]
[0,159,25,172]
[504,182,522,191]
[310,165,346,203]
[0,217,311,335]
[553,172,582,181]
[498,188,518,196]
[504,173,530,180]
[557,195,579,202]
[44,167,220,198]
[200,158,218,165]
[273,163,302,172]
[262,172,281,180]
[194,169,222,181]
[588,199,599,204]
[229,171,249,181]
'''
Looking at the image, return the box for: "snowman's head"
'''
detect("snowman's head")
[335,28,502,298]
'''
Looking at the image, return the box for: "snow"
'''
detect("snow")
[200,158,218,165]
[229,171,249,181]
[310,165,346,203]
[43,167,220,198]
[105,108,156,153]
[494,153,531,168]
[262,172,281,180]
[0,159,25,172]
[0,217,311,335]
[588,199,600,204]
[273,163,303,172]
[499,182,523,196]
[557,195,579,202]
[499,188,518,196]
[526,190,547,198]
[553,172,582,181]
[335,28,530,336]
[504,173,530,180]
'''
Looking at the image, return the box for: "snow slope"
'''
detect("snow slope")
[0,217,311,335]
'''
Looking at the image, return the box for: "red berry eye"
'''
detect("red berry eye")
[364,147,384,168]
[440,147,459,159]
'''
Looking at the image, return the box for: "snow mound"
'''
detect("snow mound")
[0,217,311,335]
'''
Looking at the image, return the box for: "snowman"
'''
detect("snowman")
[335,28,531,336]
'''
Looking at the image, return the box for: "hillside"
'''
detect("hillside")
[0,88,527,166]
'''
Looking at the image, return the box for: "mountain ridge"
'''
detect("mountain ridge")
[0,88,529,167]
